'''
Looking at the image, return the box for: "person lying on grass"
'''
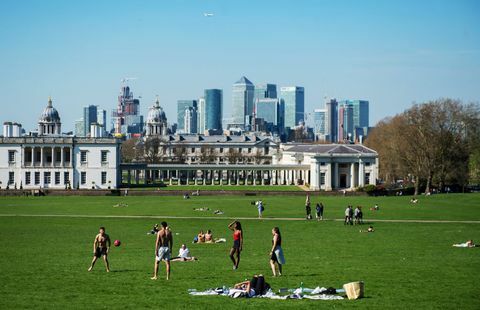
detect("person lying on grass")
[171,244,198,261]
[360,226,374,233]
[233,274,270,297]
[452,240,476,248]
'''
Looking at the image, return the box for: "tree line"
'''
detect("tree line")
[365,98,480,195]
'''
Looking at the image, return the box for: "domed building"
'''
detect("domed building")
[38,97,61,135]
[145,98,168,136]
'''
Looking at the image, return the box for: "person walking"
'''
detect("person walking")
[228,220,243,270]
[269,227,285,277]
[315,202,324,221]
[256,200,264,218]
[305,195,312,220]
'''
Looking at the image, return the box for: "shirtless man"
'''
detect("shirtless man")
[151,221,173,280]
[88,226,111,272]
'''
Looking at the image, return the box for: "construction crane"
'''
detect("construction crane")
[120,77,138,84]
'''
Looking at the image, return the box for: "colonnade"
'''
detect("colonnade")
[23,146,72,168]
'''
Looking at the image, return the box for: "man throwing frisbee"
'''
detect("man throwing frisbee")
[151,222,173,280]
[88,226,111,272]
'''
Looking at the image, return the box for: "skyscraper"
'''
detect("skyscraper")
[325,98,338,142]
[255,98,284,134]
[97,109,107,135]
[279,86,304,128]
[313,108,327,140]
[338,103,354,142]
[254,83,277,101]
[338,100,369,141]
[177,100,198,132]
[204,89,223,131]
[231,76,254,128]
[197,97,206,133]
[112,84,142,136]
[83,105,98,137]
[184,107,197,134]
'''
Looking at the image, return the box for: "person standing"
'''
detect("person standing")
[151,221,173,280]
[315,202,324,221]
[305,194,312,220]
[88,226,111,272]
[344,206,353,225]
[256,200,264,218]
[354,206,361,225]
[228,220,243,270]
[269,227,285,277]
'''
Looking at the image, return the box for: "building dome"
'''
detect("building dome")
[147,98,167,123]
[39,97,61,123]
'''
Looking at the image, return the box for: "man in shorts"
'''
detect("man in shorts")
[88,226,111,272]
[151,221,173,280]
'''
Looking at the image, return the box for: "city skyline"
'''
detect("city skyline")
[1,0,479,132]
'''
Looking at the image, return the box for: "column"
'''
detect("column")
[186,170,189,185]
[60,147,64,167]
[350,163,356,189]
[169,170,173,185]
[261,171,265,185]
[39,147,44,167]
[51,147,54,166]
[358,160,365,187]
[334,162,339,189]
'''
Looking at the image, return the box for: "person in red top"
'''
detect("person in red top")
[228,220,243,270]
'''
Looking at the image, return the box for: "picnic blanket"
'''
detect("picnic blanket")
[189,286,344,300]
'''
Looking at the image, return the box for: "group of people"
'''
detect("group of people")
[194,229,215,243]
[305,195,325,220]
[88,220,286,281]
[344,205,363,225]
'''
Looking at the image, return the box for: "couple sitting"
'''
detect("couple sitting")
[194,230,226,243]
[194,230,213,243]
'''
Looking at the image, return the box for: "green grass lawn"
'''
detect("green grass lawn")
[0,194,479,309]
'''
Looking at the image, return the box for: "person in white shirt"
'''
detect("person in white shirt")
[452,240,476,248]
[171,244,198,261]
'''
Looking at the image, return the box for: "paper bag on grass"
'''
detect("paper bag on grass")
[343,281,364,300]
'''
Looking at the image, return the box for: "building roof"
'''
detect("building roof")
[284,144,377,155]
[234,76,253,85]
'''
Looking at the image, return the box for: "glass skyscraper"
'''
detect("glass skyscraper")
[279,86,304,128]
[231,76,254,127]
[82,105,98,136]
[255,98,284,134]
[313,108,327,139]
[254,83,277,101]
[204,89,223,131]
[197,97,206,133]
[338,99,369,141]
[325,98,338,142]
[177,100,198,132]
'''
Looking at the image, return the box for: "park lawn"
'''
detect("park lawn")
[0,193,479,221]
[0,194,479,309]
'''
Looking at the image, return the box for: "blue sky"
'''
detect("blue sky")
[0,0,479,132]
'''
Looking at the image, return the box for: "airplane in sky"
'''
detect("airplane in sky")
[203,12,214,17]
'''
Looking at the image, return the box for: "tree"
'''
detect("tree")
[121,138,138,163]
[365,99,480,195]
[227,148,242,164]
[144,137,162,163]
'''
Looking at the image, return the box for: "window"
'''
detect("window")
[80,151,87,163]
[238,148,242,153]
[365,162,371,166]
[365,173,371,185]
[219,148,223,153]
[55,172,61,185]
[8,172,14,185]
[81,172,87,185]
[34,172,40,185]
[25,172,31,185]
[248,148,252,153]
[320,162,326,166]
[44,172,51,184]
[264,147,269,155]
[64,172,69,185]
[8,150,15,163]
[320,172,325,185]
[101,172,107,185]
[101,151,108,163]
[191,148,195,153]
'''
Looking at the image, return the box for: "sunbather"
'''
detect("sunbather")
[233,274,270,297]
[197,230,205,243]
[205,230,213,243]
[452,240,476,247]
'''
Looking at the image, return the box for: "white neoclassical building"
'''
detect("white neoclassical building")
[275,144,378,190]
[145,98,168,137]
[0,98,121,190]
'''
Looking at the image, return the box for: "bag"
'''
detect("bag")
[260,206,265,212]
[343,281,364,300]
